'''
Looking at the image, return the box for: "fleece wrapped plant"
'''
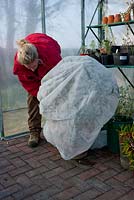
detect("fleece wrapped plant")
[38,56,119,160]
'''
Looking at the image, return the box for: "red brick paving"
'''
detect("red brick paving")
[0,135,134,200]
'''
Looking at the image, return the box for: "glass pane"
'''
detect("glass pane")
[0,0,42,137]
[45,0,81,56]
[3,108,28,137]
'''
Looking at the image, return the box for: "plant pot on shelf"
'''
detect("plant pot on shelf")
[113,53,129,65]
[89,54,101,63]
[129,55,134,65]
[102,16,108,24]
[80,52,101,63]
[100,54,114,65]
[108,15,114,23]
[111,46,121,53]
[114,14,121,23]
[124,13,131,22]
[120,46,129,53]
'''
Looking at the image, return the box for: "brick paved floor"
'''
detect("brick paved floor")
[0,135,134,200]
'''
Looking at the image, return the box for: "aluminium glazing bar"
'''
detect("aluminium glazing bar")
[81,0,85,47]
[84,0,103,40]
[41,0,46,33]
[0,91,4,139]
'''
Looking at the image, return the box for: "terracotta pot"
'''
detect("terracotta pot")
[114,14,121,23]
[124,13,131,22]
[102,16,108,24]
[108,15,114,23]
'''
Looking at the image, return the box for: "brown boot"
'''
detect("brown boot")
[28,132,40,148]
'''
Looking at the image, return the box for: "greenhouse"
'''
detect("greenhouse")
[0,0,134,199]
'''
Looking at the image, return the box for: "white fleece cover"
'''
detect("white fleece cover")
[37,56,119,160]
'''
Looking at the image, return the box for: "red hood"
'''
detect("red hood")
[13,33,61,75]
[13,33,62,96]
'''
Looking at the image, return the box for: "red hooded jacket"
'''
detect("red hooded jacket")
[13,33,62,97]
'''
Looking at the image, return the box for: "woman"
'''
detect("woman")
[13,33,62,147]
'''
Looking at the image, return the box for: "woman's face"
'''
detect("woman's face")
[24,59,39,71]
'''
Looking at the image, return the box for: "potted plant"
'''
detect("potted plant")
[120,0,134,22]
[99,25,115,65]
[79,45,89,56]
[80,40,100,62]
[100,39,114,65]
[107,85,134,153]
[113,27,134,65]
[114,14,121,23]
[123,27,134,65]
[119,124,134,170]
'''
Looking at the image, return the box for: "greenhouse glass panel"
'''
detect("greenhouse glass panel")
[0,0,42,138]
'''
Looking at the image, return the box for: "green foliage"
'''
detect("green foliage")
[80,40,97,55]
[119,124,134,170]
[89,40,96,51]
[102,24,116,44]
[101,39,112,55]
[115,85,134,118]
[80,45,88,54]
[122,27,134,55]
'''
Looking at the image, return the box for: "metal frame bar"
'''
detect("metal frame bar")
[1,131,29,141]
[79,0,104,54]
[127,23,134,35]
[0,107,29,140]
[89,27,101,42]
[84,0,103,40]
[41,0,46,33]
[98,0,105,42]
[117,68,134,89]
[81,0,85,47]
[0,91,4,139]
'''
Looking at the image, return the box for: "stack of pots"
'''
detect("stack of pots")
[102,12,131,24]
